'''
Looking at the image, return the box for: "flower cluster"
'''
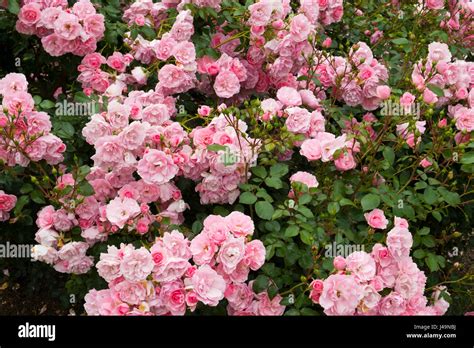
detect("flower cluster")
[84,213,282,316]
[311,42,391,110]
[309,217,449,315]
[16,0,105,57]
[78,52,147,95]
[439,1,473,48]
[0,190,17,222]
[0,73,65,167]
[187,112,260,204]
[411,42,473,135]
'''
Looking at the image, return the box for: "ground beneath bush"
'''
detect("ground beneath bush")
[0,281,68,315]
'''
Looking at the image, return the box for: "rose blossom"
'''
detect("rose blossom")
[190,265,226,306]
[364,209,388,229]
[120,246,154,282]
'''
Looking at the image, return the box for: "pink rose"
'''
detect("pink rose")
[289,14,313,42]
[386,226,413,260]
[400,92,415,108]
[394,216,409,229]
[378,292,406,315]
[0,73,28,95]
[334,151,357,171]
[426,0,444,10]
[18,3,41,26]
[120,246,154,282]
[107,52,127,73]
[290,171,319,188]
[309,279,324,303]
[137,149,179,185]
[346,251,376,282]
[364,208,388,229]
[285,107,311,134]
[173,41,196,65]
[54,12,82,40]
[420,158,432,168]
[277,86,302,107]
[225,211,255,237]
[190,265,226,306]
[217,235,246,273]
[333,255,346,270]
[319,274,363,315]
[225,283,254,311]
[423,88,439,104]
[428,42,452,63]
[0,190,17,212]
[105,196,141,229]
[158,64,186,89]
[376,85,391,100]
[213,71,240,98]
[114,280,147,305]
[190,232,217,265]
[244,239,266,271]
[255,292,285,316]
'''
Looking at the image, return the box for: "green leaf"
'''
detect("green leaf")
[284,309,300,316]
[13,195,29,215]
[206,144,227,152]
[339,198,356,207]
[413,249,426,259]
[423,187,438,205]
[39,100,56,109]
[7,0,20,14]
[327,202,340,215]
[255,201,275,220]
[252,275,269,293]
[284,225,300,238]
[20,184,34,194]
[432,211,442,222]
[300,307,319,316]
[77,182,95,196]
[392,38,409,45]
[269,163,289,178]
[425,253,439,272]
[77,165,91,179]
[422,235,436,248]
[251,166,267,179]
[297,206,314,218]
[361,193,380,211]
[383,147,395,165]
[30,190,46,204]
[427,84,445,97]
[299,230,313,245]
[298,194,312,205]
[54,121,75,139]
[239,192,257,205]
[417,227,430,236]
[265,176,283,189]
[460,152,474,165]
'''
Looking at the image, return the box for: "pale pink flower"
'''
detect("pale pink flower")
[190,265,226,306]
[364,209,388,229]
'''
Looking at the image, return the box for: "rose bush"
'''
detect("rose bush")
[0,0,472,315]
